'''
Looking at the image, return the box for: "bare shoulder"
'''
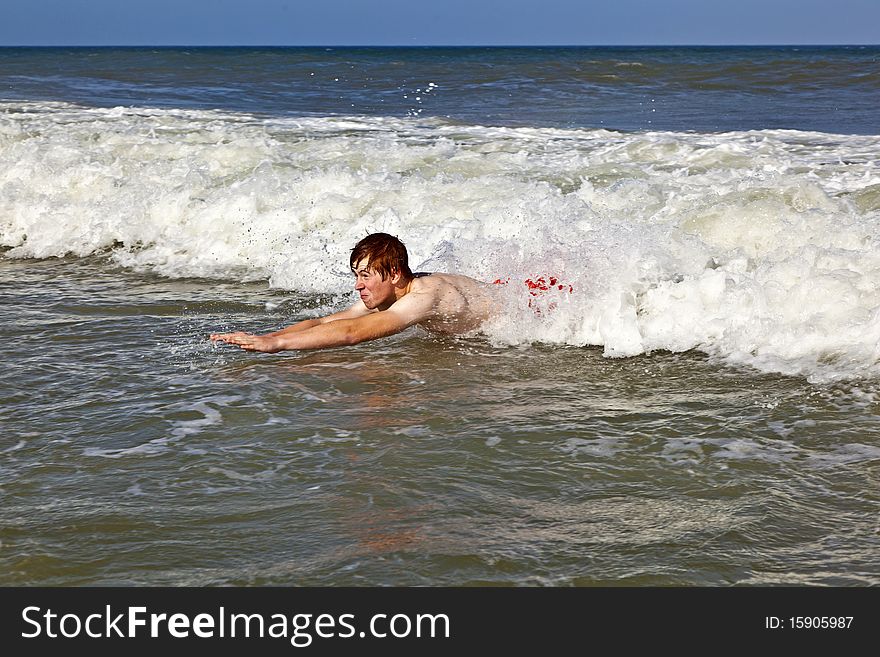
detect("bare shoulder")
[410,272,490,297]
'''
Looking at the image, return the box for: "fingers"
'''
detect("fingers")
[210,332,277,353]
[211,334,262,351]
[210,331,250,342]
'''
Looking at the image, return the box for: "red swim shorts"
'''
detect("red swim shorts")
[492,276,573,312]
[493,276,573,295]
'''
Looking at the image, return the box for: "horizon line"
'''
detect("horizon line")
[1,43,878,48]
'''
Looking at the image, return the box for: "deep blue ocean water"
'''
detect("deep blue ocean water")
[2,46,878,133]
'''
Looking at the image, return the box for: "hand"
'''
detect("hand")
[210,332,282,353]
[210,331,249,342]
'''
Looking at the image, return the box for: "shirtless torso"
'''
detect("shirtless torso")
[383,272,496,334]
[210,270,497,353]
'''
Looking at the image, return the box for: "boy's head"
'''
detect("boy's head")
[349,233,413,280]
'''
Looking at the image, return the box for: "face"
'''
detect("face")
[352,258,398,310]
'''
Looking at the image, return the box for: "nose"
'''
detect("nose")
[354,279,364,290]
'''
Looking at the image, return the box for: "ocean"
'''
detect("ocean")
[1,46,878,585]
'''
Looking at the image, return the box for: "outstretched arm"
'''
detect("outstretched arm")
[211,302,368,340]
[210,301,369,346]
[210,293,434,353]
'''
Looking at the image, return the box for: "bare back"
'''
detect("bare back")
[373,272,497,335]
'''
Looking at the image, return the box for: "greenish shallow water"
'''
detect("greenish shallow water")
[1,256,878,586]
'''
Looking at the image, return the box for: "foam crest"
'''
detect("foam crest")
[2,102,879,381]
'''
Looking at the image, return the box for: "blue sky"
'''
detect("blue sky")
[2,0,878,46]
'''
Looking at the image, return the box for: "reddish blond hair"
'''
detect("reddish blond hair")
[349,233,413,280]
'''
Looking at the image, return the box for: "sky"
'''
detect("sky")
[1,0,878,46]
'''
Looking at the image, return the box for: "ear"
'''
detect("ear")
[389,268,402,284]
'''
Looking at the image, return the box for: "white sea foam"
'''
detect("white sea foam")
[2,101,879,381]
